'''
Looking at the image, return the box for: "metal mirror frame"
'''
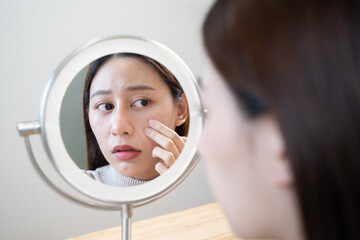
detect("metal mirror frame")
[17,36,204,207]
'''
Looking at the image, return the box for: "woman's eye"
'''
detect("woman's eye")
[132,99,150,108]
[97,103,114,112]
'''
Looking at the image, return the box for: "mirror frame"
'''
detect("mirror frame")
[40,36,204,205]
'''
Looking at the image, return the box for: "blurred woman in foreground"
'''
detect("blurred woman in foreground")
[199,1,360,239]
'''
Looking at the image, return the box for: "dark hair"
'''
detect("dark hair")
[83,53,189,170]
[203,0,360,239]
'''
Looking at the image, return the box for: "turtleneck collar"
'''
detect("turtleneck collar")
[85,165,149,187]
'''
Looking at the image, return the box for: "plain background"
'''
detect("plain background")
[0,1,215,239]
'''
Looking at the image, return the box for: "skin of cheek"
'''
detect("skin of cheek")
[88,110,113,165]
[145,104,177,154]
[201,103,257,234]
[202,111,274,237]
[198,65,277,237]
[200,104,283,237]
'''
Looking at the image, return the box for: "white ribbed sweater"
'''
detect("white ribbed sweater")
[85,165,148,187]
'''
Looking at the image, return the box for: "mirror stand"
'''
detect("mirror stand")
[17,121,136,240]
[17,36,203,240]
[121,204,133,240]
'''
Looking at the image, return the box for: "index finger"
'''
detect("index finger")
[149,119,186,152]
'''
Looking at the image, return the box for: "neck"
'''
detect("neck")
[278,191,305,240]
[280,217,305,240]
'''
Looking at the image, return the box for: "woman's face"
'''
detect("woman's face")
[88,57,180,180]
[198,59,293,238]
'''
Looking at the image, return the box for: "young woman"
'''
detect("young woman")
[83,53,189,187]
[199,0,360,240]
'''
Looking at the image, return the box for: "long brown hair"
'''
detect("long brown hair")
[83,53,189,170]
[203,0,360,239]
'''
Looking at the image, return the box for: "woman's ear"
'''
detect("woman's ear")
[272,151,294,188]
[260,116,294,188]
[175,93,189,126]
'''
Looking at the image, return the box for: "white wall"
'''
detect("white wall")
[0,1,215,239]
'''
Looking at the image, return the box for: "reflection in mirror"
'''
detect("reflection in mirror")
[61,53,189,187]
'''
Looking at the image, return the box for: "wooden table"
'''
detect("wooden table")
[67,203,241,240]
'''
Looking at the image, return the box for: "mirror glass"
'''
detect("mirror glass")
[60,53,190,187]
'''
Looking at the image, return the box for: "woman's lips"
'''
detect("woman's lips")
[112,145,141,160]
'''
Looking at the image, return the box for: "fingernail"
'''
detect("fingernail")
[145,128,152,134]
[149,119,157,127]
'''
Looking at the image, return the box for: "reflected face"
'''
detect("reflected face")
[88,57,179,180]
[198,59,286,238]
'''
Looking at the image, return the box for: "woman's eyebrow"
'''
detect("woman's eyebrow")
[91,90,112,98]
[125,85,156,91]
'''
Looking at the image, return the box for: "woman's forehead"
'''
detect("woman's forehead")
[90,57,169,92]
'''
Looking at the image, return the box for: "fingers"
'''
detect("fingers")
[152,147,175,167]
[145,127,180,158]
[148,119,186,152]
[155,162,168,175]
[145,119,188,175]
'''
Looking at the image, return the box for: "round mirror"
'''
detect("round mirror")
[40,36,203,205]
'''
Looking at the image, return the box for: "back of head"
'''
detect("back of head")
[203,0,360,239]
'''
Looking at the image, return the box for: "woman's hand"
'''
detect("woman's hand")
[145,119,187,175]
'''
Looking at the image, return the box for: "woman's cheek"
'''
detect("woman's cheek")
[88,112,99,131]
[89,110,103,124]
[146,111,176,129]
[90,112,111,137]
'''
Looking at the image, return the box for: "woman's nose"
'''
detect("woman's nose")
[111,107,134,136]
